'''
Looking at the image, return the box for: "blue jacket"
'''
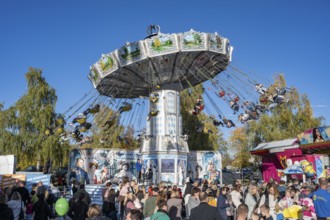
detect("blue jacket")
[135,162,142,172]
[69,167,90,184]
[313,188,330,217]
[217,194,230,220]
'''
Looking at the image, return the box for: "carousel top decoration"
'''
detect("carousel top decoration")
[88,26,233,98]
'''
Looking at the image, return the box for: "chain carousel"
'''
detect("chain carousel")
[46,25,295,185]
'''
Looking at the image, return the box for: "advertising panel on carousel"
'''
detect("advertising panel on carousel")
[298,126,330,144]
[187,151,222,185]
[69,148,142,185]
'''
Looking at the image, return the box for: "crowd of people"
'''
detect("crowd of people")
[0,176,330,220]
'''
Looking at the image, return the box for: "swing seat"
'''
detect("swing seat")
[198,105,205,111]
[150,96,159,103]
[233,97,240,102]
[150,110,159,117]
[121,105,132,112]
[77,117,87,124]
[56,118,65,126]
[55,127,65,135]
[89,106,100,114]
[79,122,92,132]
[45,128,52,136]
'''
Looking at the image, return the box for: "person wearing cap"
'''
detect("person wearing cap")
[143,187,159,220]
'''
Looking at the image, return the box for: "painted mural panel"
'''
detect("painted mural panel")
[69,149,221,185]
[187,151,222,184]
[69,149,141,184]
[298,126,330,144]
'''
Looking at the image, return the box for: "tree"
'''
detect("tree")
[228,74,323,168]
[0,68,70,169]
[180,84,226,151]
[88,105,139,150]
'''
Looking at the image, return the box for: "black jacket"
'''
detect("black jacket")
[33,199,51,220]
[68,200,89,220]
[13,187,31,205]
[0,203,14,220]
[189,202,223,220]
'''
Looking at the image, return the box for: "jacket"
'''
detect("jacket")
[7,199,24,220]
[189,202,223,220]
[68,200,89,220]
[143,196,157,217]
[216,194,230,220]
[33,199,51,220]
[167,198,182,220]
[150,209,170,220]
[0,203,14,220]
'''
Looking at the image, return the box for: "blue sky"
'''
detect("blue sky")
[0,0,329,139]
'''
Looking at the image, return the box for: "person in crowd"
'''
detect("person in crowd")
[189,191,222,220]
[73,184,91,205]
[25,200,33,220]
[260,204,273,220]
[313,177,330,219]
[33,193,51,220]
[237,203,249,220]
[129,180,138,195]
[124,192,139,219]
[244,182,259,219]
[68,193,89,220]
[7,191,24,220]
[167,190,183,220]
[186,187,200,217]
[36,181,47,196]
[257,183,279,220]
[12,181,30,206]
[87,203,108,220]
[230,183,242,209]
[102,182,112,201]
[277,180,286,198]
[71,179,79,195]
[217,186,230,220]
[0,194,14,220]
[136,159,142,183]
[183,177,193,198]
[278,188,294,211]
[118,177,130,219]
[143,187,159,220]
[136,189,145,204]
[150,199,170,220]
[102,188,116,219]
[126,209,144,220]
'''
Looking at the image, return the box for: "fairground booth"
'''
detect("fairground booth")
[251,126,330,183]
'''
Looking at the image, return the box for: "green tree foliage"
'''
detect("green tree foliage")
[89,105,139,150]
[229,74,323,168]
[180,84,226,151]
[0,68,70,169]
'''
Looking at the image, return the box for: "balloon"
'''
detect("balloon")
[55,198,69,216]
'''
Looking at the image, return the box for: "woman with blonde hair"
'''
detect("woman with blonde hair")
[167,191,182,220]
[87,203,108,220]
[257,183,280,220]
[124,192,140,219]
[244,183,259,220]
[7,191,24,220]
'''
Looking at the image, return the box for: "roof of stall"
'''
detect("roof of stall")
[251,138,299,155]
